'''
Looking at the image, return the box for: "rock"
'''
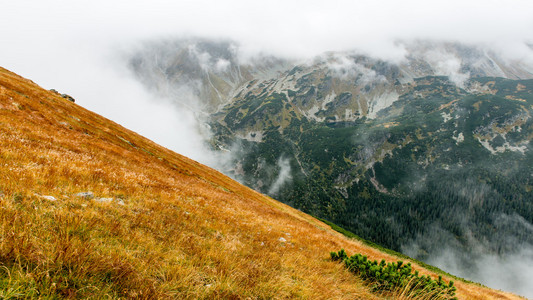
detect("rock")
[75,192,94,199]
[278,237,287,242]
[94,197,113,203]
[41,195,57,201]
[50,89,75,102]
[93,198,125,205]
[60,93,75,102]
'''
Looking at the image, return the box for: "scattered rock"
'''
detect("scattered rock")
[94,197,113,203]
[61,94,75,102]
[278,237,287,243]
[75,192,94,199]
[49,89,75,102]
[41,195,57,201]
[93,197,126,206]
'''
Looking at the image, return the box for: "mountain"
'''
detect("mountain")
[129,39,292,113]
[3,66,523,298]
[128,39,533,297]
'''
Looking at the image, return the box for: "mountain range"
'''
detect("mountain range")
[1,54,529,298]
[128,39,533,297]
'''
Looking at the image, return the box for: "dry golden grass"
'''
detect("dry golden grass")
[0,66,525,299]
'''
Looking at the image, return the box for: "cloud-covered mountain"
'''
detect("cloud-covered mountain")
[129,39,533,298]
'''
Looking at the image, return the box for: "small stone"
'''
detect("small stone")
[75,192,94,199]
[60,94,75,102]
[278,237,287,242]
[94,197,113,203]
[116,199,125,205]
[42,195,57,201]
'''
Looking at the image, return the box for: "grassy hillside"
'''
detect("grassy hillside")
[0,67,522,299]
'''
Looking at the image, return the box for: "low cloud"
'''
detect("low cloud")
[2,1,533,166]
[268,157,293,196]
[402,212,533,299]
[425,50,470,87]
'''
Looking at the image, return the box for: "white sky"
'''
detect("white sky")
[1,0,533,160]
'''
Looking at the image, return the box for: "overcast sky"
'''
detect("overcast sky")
[2,0,533,160]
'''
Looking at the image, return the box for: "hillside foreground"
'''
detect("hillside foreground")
[0,67,523,299]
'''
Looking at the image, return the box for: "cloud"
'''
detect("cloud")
[268,157,293,196]
[325,53,387,84]
[1,0,532,173]
[402,212,533,299]
[423,244,533,299]
[424,50,471,87]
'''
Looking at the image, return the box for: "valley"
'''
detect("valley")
[129,39,533,297]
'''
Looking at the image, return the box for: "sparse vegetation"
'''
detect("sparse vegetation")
[331,249,457,299]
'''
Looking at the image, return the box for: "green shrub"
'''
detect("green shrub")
[330,250,456,299]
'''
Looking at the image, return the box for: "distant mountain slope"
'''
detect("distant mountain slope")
[129,40,533,119]
[213,74,533,297]
[128,39,533,297]
[0,67,523,299]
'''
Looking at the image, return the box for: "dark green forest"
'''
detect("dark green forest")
[212,77,533,260]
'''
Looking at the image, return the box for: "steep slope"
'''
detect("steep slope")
[0,67,522,299]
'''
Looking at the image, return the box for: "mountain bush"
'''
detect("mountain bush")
[331,249,457,299]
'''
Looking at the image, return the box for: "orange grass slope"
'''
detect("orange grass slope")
[0,66,523,299]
